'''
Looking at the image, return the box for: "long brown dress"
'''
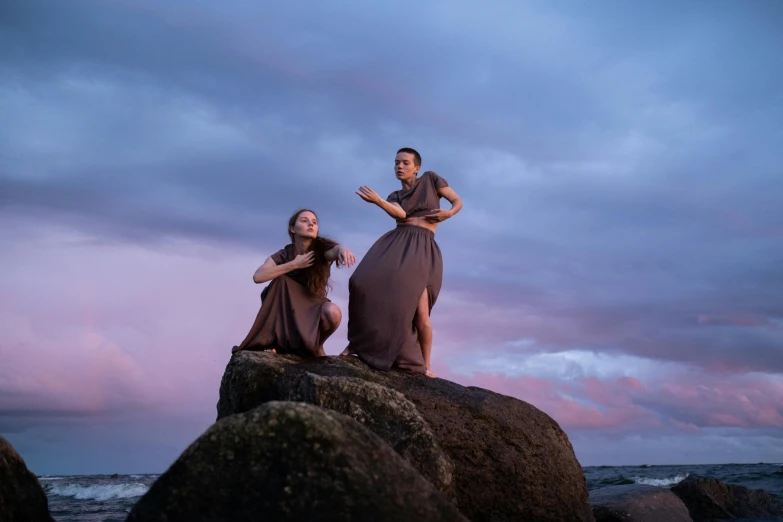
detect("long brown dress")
[235,244,330,356]
[346,171,448,374]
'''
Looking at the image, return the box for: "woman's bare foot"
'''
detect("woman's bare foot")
[425,367,437,378]
[339,347,354,357]
[231,345,242,354]
[263,347,277,354]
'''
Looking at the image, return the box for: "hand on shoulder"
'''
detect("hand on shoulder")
[291,251,315,269]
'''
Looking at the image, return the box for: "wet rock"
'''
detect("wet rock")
[671,475,783,521]
[127,401,468,522]
[285,371,455,498]
[217,351,594,521]
[0,436,55,522]
[590,484,692,522]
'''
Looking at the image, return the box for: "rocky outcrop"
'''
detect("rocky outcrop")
[126,401,467,522]
[671,475,783,521]
[284,372,455,498]
[217,351,594,522]
[589,484,692,522]
[0,436,55,522]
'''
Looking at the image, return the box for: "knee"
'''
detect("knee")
[323,303,342,328]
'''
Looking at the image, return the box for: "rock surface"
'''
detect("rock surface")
[589,484,692,522]
[0,436,55,522]
[217,351,594,522]
[671,475,783,521]
[285,371,455,498]
[127,401,468,522]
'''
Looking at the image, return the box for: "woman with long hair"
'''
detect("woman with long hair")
[232,209,356,357]
[341,147,463,378]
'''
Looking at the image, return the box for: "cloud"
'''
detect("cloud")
[444,363,783,435]
[1,0,782,470]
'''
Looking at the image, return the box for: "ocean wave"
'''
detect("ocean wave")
[632,474,689,487]
[597,477,635,487]
[48,483,149,501]
[38,476,67,481]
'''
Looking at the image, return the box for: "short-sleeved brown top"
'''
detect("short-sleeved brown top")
[386,171,449,221]
[269,244,328,288]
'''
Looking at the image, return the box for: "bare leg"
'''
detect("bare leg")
[414,288,436,378]
[318,303,342,357]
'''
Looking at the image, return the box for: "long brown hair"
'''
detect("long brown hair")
[288,208,338,299]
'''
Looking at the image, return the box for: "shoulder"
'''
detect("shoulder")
[269,244,293,264]
[422,170,449,189]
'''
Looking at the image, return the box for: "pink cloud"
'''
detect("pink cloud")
[3,225,781,450]
[430,283,783,375]
[0,228,281,419]
[440,366,783,436]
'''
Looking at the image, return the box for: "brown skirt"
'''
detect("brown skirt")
[346,224,443,373]
[236,275,328,356]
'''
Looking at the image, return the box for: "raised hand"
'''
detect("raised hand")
[424,209,451,223]
[337,246,357,268]
[292,251,315,269]
[356,186,382,205]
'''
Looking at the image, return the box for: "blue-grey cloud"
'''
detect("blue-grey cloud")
[3,0,782,372]
[2,0,783,471]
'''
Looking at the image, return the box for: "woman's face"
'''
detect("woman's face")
[395,152,419,182]
[292,211,318,239]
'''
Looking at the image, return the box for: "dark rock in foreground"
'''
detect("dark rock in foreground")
[671,475,783,521]
[284,371,455,498]
[0,436,55,522]
[126,401,468,522]
[218,351,594,522]
[590,484,692,522]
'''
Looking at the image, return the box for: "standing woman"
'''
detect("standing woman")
[341,148,463,377]
[232,209,356,357]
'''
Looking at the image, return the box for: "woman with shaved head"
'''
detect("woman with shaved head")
[233,208,356,357]
[341,148,463,378]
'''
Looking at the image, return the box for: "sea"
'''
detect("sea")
[38,463,783,521]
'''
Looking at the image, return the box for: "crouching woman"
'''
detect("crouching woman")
[232,209,356,357]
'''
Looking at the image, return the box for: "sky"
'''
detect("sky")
[1,0,782,475]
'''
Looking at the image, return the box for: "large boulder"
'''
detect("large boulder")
[285,371,455,498]
[127,401,467,522]
[671,475,783,521]
[0,436,55,522]
[217,352,594,522]
[589,484,692,522]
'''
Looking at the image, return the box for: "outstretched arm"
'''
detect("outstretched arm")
[356,186,406,220]
[252,254,313,284]
[325,244,357,268]
[425,186,464,223]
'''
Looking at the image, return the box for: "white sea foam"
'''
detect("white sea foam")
[49,483,149,501]
[38,476,66,481]
[632,474,689,487]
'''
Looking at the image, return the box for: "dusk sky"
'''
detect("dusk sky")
[2,0,782,475]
